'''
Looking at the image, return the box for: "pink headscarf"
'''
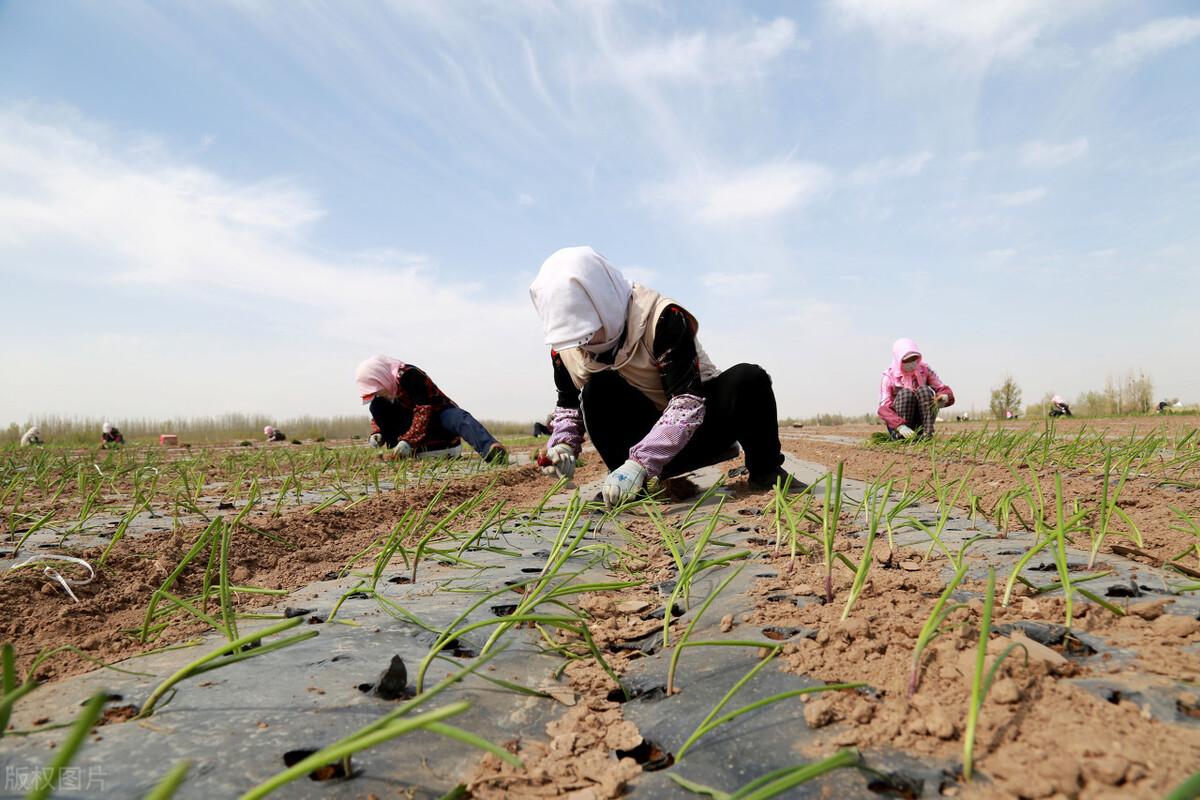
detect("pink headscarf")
[264,426,275,437]
[886,338,924,391]
[355,355,408,404]
[1052,395,1064,406]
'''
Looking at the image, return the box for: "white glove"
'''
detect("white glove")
[601,460,646,509]
[368,433,383,448]
[896,425,916,440]
[392,440,414,459]
[935,393,950,408]
[540,443,576,479]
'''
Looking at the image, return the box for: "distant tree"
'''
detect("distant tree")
[990,375,1022,420]
[1074,391,1107,416]
[1126,370,1154,414]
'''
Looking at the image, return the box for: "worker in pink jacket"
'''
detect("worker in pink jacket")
[877,338,954,440]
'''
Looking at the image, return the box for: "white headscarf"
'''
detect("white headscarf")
[102,422,113,434]
[529,246,632,352]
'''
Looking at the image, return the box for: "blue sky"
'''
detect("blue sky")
[1,1,1197,426]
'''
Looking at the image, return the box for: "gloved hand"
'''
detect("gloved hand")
[896,425,916,440]
[601,460,647,509]
[368,433,383,448]
[539,443,576,479]
[392,440,414,459]
[935,393,951,408]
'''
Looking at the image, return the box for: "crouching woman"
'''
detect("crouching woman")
[878,338,954,440]
[355,356,507,464]
[529,246,800,508]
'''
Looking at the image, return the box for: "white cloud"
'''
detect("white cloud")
[991,187,1047,207]
[0,107,546,418]
[1021,138,1088,167]
[517,192,535,206]
[642,161,833,222]
[1095,16,1200,67]
[611,18,803,84]
[830,0,1092,62]
[850,151,932,183]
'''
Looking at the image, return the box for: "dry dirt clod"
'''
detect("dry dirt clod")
[603,720,641,751]
[836,616,870,640]
[1150,613,1199,638]
[991,677,1022,705]
[719,614,734,633]
[803,698,838,729]
[924,707,956,740]
[1128,599,1169,621]
[1084,754,1129,786]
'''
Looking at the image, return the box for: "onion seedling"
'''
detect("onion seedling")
[666,565,743,694]
[1168,506,1200,569]
[1089,454,1143,568]
[908,467,973,565]
[658,497,750,646]
[842,478,892,620]
[908,562,969,697]
[675,645,863,759]
[668,749,862,799]
[963,568,1027,781]
[1164,769,1200,800]
[144,761,192,800]
[137,616,318,718]
[242,653,519,799]
[820,463,845,603]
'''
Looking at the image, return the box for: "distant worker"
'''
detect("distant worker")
[264,425,287,442]
[1158,400,1171,415]
[101,422,124,447]
[1049,395,1072,417]
[529,246,802,508]
[877,338,954,441]
[355,355,508,464]
[20,426,42,447]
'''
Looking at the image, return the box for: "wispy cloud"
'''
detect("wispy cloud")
[0,106,541,400]
[829,0,1093,62]
[1095,16,1200,67]
[1020,138,1088,167]
[991,187,1047,207]
[849,151,932,183]
[641,161,833,222]
[607,18,803,84]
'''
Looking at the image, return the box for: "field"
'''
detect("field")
[1,419,1198,799]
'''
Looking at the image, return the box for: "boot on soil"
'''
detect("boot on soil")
[748,468,808,493]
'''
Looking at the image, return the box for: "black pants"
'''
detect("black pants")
[580,363,785,481]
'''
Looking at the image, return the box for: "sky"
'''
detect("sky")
[1,0,1198,427]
